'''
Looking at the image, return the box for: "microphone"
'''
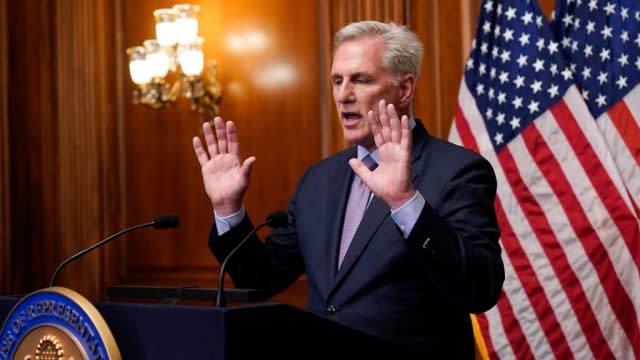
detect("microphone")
[49,214,180,287]
[216,210,288,307]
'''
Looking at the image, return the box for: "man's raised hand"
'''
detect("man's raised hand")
[192,116,255,216]
[349,99,415,210]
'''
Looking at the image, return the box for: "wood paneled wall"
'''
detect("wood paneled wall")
[1,0,123,297]
[0,0,556,308]
[1,0,10,291]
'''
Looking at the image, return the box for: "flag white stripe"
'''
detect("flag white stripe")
[532,103,634,357]
[506,134,590,359]
[454,0,640,357]
[597,112,640,206]
[448,120,461,146]
[621,84,640,130]
[563,93,640,342]
[458,82,561,358]
[541,91,640,292]
[481,306,515,359]
[497,254,537,359]
[600,115,640,201]
[456,72,640,359]
[563,87,637,212]
[449,111,518,357]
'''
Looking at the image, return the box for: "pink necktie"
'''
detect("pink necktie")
[338,155,378,268]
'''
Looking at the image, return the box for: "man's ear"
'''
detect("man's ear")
[398,74,416,107]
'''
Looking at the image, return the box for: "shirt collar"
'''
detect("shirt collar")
[356,116,416,162]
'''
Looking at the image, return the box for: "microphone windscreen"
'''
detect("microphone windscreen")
[152,214,180,229]
[266,211,288,228]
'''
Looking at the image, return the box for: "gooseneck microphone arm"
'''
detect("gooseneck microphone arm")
[49,215,179,288]
[216,210,288,307]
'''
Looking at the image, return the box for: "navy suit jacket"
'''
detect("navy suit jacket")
[209,120,504,358]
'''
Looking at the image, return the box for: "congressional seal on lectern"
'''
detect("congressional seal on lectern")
[0,287,121,360]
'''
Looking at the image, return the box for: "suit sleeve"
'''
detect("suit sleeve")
[208,177,308,299]
[405,154,504,313]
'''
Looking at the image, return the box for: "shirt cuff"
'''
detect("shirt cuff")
[214,206,246,235]
[390,191,425,238]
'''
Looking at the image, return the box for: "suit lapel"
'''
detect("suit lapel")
[325,149,357,279]
[328,120,430,292]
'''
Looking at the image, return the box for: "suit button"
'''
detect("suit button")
[326,305,336,315]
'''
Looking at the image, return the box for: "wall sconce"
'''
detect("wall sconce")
[126,4,221,117]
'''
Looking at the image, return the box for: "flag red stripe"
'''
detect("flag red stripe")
[493,200,537,360]
[523,122,620,358]
[454,106,535,359]
[607,100,640,217]
[552,100,640,355]
[550,101,640,270]
[630,193,640,220]
[497,144,574,359]
[456,103,565,358]
[454,105,481,153]
[454,108,512,358]
[608,100,640,167]
[494,290,535,360]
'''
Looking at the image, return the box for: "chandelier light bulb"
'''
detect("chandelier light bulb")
[178,37,204,77]
[143,39,170,79]
[126,46,152,85]
[173,4,200,45]
[154,9,178,47]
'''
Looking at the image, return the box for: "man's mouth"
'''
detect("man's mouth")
[341,112,362,125]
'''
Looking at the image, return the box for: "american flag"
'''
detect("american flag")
[551,0,640,218]
[448,0,640,358]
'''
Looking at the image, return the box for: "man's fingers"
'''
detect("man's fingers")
[192,136,210,167]
[203,120,219,156]
[378,99,391,142]
[241,156,257,178]
[214,117,228,154]
[400,115,412,150]
[227,121,240,155]
[349,158,371,183]
[388,103,401,144]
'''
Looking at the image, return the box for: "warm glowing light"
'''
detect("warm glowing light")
[126,46,152,85]
[126,4,221,117]
[129,60,152,85]
[178,38,204,77]
[153,9,177,47]
[175,18,199,45]
[255,62,297,89]
[173,4,199,45]
[144,40,170,78]
[226,30,269,54]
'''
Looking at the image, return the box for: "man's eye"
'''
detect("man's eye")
[332,78,342,86]
[355,78,370,83]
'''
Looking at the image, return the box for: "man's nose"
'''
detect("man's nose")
[336,83,355,103]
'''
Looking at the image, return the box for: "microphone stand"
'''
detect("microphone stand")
[216,223,267,307]
[216,211,287,307]
[49,215,179,288]
[50,222,153,288]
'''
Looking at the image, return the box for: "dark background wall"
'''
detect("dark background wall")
[0,0,555,309]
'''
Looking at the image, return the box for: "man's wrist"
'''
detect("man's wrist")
[388,189,417,211]
[215,206,245,235]
[212,202,243,217]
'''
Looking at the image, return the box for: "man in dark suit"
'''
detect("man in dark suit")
[193,20,504,358]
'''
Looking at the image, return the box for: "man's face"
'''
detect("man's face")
[331,37,405,150]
